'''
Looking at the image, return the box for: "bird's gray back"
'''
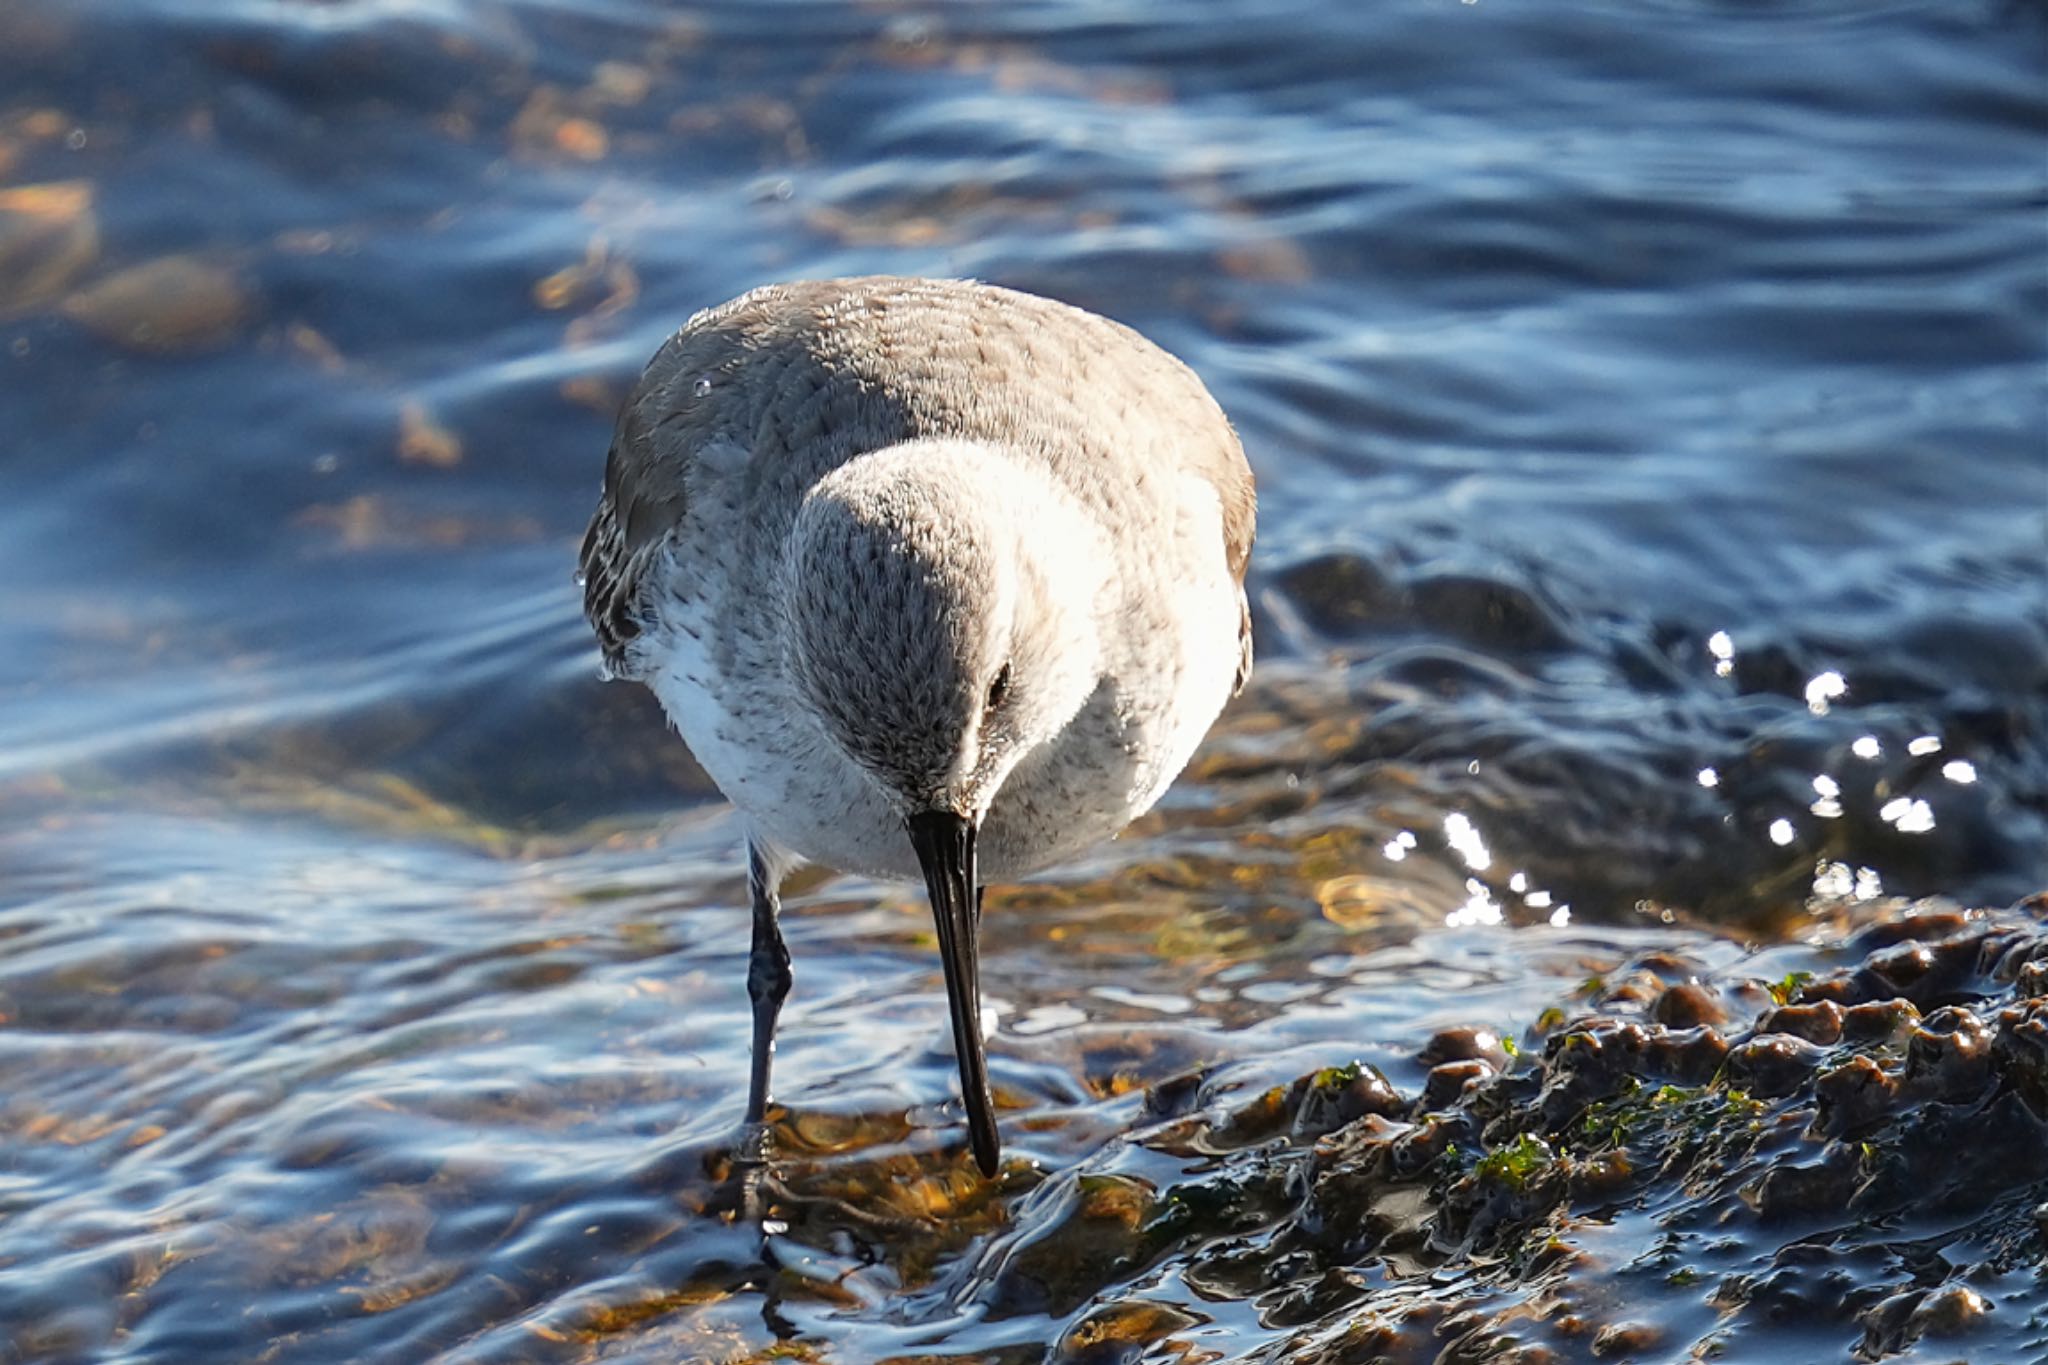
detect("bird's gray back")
[579,277,1253,674]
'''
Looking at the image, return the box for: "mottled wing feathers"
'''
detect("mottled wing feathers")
[578,329,700,677]
[577,490,634,670]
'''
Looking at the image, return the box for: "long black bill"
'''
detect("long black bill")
[906,809,1000,1176]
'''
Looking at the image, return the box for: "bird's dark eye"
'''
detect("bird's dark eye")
[985,662,1013,712]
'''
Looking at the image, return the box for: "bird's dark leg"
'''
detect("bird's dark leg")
[741,838,793,1157]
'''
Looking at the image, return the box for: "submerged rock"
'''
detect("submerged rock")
[59,254,252,353]
[0,179,98,317]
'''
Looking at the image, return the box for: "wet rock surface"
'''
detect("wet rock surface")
[863,903,2048,1363]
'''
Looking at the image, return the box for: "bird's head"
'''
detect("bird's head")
[784,439,1102,823]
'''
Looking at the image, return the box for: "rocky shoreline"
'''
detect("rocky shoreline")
[916,901,2048,1363]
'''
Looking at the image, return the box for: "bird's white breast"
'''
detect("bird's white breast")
[647,582,919,880]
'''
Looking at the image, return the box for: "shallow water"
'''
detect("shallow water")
[0,0,2043,1360]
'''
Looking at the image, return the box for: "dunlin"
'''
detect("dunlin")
[580,277,1254,1175]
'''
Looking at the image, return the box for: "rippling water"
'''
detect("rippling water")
[1,0,2043,1359]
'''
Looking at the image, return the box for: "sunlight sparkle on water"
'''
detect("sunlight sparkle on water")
[1805,670,1847,715]
[1942,759,1977,784]
[1697,767,1719,788]
[1443,812,1492,871]
[1768,818,1795,846]
[1908,735,1943,756]
[1446,876,1502,928]
[1852,735,1883,759]
[1810,773,1843,819]
[1813,860,1884,902]
[1880,797,1936,834]
[1708,629,1735,677]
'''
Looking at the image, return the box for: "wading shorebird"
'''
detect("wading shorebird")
[579,277,1254,1175]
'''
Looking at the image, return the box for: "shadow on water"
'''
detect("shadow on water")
[0,0,2043,1360]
